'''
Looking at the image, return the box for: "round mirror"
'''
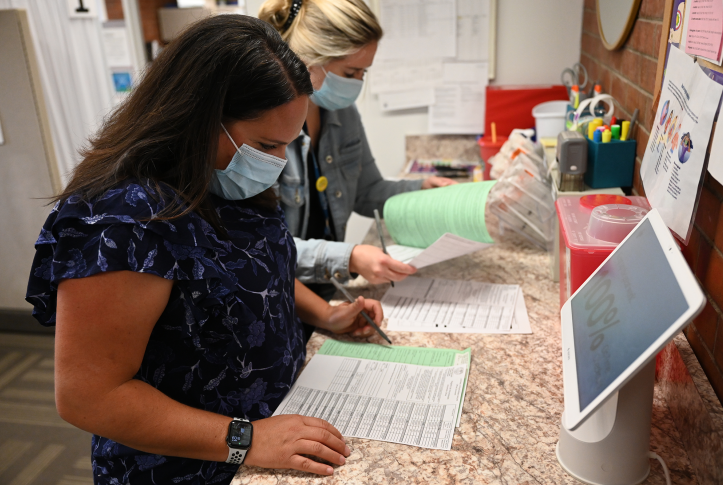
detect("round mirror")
[597,0,642,50]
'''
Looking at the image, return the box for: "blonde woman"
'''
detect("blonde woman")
[259,0,456,327]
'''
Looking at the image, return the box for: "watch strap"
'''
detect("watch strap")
[226,446,247,465]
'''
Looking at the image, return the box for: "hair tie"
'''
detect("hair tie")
[282,0,303,31]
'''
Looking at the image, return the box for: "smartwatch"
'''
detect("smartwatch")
[225,417,253,465]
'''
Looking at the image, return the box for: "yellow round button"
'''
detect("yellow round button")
[316,176,328,192]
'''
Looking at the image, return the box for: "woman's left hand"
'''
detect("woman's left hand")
[421,176,458,189]
[324,296,383,338]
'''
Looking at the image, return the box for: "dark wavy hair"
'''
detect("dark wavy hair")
[54,15,313,232]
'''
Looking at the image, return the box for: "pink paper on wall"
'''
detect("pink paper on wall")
[685,0,723,61]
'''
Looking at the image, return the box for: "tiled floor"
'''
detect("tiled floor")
[0,332,93,485]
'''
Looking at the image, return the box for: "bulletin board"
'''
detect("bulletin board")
[646,0,723,243]
[654,0,723,117]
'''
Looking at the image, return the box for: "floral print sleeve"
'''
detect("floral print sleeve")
[26,180,306,485]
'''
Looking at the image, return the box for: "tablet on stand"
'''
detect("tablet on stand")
[557,209,704,485]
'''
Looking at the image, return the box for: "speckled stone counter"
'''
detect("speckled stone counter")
[232,212,700,485]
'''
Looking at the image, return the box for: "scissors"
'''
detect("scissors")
[561,62,588,92]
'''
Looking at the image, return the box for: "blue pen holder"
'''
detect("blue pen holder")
[584,138,637,189]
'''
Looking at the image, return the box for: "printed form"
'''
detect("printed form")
[387,233,493,269]
[274,341,471,450]
[381,277,526,334]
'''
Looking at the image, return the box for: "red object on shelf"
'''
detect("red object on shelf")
[485,85,569,137]
[578,194,632,210]
[477,136,507,180]
[557,195,650,308]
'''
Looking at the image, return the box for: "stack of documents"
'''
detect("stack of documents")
[381,277,531,334]
[274,340,471,450]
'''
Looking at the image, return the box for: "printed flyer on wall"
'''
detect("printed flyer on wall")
[640,45,723,242]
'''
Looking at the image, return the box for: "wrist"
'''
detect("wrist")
[348,245,360,274]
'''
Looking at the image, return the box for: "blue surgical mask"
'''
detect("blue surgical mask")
[209,125,287,200]
[310,68,363,111]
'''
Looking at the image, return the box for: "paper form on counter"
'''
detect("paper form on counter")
[684,0,723,64]
[376,0,456,61]
[429,62,488,134]
[640,46,723,242]
[387,233,493,269]
[273,340,471,449]
[381,277,521,334]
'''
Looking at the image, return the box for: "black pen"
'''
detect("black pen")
[330,276,392,345]
[373,209,394,287]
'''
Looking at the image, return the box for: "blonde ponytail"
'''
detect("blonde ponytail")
[259,0,382,66]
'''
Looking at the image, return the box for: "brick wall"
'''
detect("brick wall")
[105,0,123,20]
[140,0,176,44]
[579,0,723,403]
[104,0,175,43]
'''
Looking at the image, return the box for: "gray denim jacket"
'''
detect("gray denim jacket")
[278,105,423,284]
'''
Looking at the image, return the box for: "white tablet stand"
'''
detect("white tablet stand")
[556,360,655,485]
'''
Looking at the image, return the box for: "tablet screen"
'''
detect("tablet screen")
[570,219,689,410]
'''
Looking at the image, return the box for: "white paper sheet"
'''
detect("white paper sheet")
[387,233,492,268]
[370,59,444,94]
[101,24,132,68]
[640,46,723,241]
[429,62,488,135]
[379,89,435,112]
[273,354,467,450]
[376,0,457,61]
[709,120,723,184]
[381,277,520,333]
[510,288,531,334]
[456,0,490,62]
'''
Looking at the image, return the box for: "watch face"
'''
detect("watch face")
[228,421,252,448]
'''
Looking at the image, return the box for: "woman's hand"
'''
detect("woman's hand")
[421,176,458,189]
[323,295,382,337]
[349,244,417,284]
[244,415,350,476]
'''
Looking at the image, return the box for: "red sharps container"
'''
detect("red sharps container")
[556,194,650,308]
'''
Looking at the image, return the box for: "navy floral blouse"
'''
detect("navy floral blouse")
[26,180,306,485]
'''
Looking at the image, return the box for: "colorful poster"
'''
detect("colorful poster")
[641,46,723,242]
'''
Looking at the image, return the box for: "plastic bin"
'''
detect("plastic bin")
[488,167,556,250]
[478,136,507,181]
[532,100,569,139]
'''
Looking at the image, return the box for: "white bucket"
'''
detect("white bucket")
[532,100,569,139]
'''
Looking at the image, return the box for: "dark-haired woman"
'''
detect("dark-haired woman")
[26,15,380,483]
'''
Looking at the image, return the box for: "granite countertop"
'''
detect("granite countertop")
[233,211,698,485]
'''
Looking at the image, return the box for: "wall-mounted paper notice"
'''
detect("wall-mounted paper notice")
[429,62,488,134]
[102,23,132,68]
[640,46,723,242]
[684,0,723,64]
[456,0,490,62]
[379,89,435,112]
[376,0,457,61]
[370,59,444,94]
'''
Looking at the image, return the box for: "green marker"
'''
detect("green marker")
[611,124,621,140]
